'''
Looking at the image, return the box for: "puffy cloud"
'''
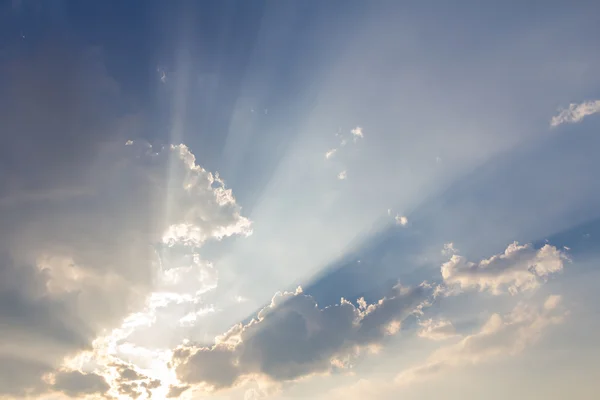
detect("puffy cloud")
[172,284,430,391]
[0,128,250,396]
[550,99,600,126]
[417,318,458,341]
[396,295,567,386]
[108,362,162,399]
[441,242,567,295]
[337,170,347,180]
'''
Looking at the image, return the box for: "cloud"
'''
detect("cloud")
[417,318,458,341]
[441,242,458,256]
[51,370,110,398]
[351,126,364,139]
[167,384,191,398]
[107,362,162,399]
[550,100,600,126]
[441,242,567,295]
[324,126,365,179]
[172,284,430,391]
[0,134,250,396]
[395,215,408,226]
[396,295,567,386]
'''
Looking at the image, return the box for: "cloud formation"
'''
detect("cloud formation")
[324,126,365,179]
[395,215,408,226]
[0,135,250,395]
[417,318,458,341]
[0,44,250,396]
[351,126,364,139]
[52,370,110,398]
[172,284,430,391]
[550,100,600,126]
[396,295,566,386]
[441,242,567,295]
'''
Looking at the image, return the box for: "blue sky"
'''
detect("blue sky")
[1,1,600,399]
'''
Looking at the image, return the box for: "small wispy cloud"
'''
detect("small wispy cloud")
[338,170,347,180]
[441,242,457,256]
[418,318,458,341]
[325,149,337,159]
[351,126,364,139]
[157,67,167,83]
[550,99,600,127]
[395,214,408,226]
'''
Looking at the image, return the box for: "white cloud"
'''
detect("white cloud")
[171,284,430,391]
[441,242,567,295]
[395,215,408,226]
[441,242,458,256]
[351,126,364,139]
[338,170,347,180]
[51,370,110,398]
[396,295,567,386]
[325,149,337,159]
[418,318,458,341]
[550,99,600,126]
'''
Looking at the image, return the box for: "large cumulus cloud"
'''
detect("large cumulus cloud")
[0,44,250,397]
[171,284,430,391]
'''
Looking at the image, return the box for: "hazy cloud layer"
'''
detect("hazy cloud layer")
[396,295,566,386]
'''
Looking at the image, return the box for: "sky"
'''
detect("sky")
[1,0,600,399]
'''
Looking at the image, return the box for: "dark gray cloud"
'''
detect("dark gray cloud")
[172,284,429,390]
[52,370,110,398]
